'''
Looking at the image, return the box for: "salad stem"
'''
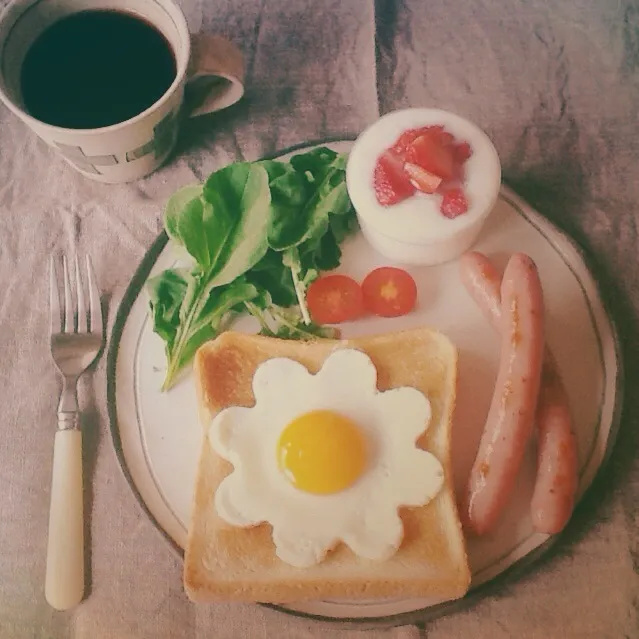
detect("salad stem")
[291,268,311,325]
[160,285,206,391]
[243,301,272,333]
[270,308,325,339]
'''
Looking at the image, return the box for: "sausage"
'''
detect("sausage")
[465,253,545,535]
[460,251,578,534]
[530,354,579,533]
[459,251,502,328]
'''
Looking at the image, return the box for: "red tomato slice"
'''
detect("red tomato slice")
[361,267,417,318]
[306,275,364,324]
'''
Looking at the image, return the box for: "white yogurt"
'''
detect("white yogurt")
[346,108,501,265]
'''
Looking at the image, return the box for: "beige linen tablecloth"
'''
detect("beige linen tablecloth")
[0,0,638,637]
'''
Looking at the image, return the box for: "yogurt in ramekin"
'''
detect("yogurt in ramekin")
[346,108,501,265]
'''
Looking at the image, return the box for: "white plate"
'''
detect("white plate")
[107,140,622,626]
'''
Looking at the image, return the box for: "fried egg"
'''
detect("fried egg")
[209,348,444,568]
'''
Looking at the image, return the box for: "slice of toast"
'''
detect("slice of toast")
[183,327,470,603]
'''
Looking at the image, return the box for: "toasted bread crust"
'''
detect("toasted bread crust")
[184,328,470,603]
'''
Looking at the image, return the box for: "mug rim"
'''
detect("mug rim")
[0,0,192,136]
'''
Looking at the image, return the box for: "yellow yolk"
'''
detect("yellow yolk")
[276,410,368,495]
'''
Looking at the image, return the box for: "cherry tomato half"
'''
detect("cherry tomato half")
[361,267,417,318]
[306,274,364,324]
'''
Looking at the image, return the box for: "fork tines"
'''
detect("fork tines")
[50,255,102,336]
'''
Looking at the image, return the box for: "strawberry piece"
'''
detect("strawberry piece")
[439,131,454,146]
[406,133,455,180]
[453,141,473,163]
[391,125,446,157]
[437,178,458,194]
[391,128,424,157]
[440,187,469,218]
[425,125,445,137]
[373,151,415,205]
[403,162,442,194]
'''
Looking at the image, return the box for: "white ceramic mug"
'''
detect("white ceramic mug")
[0,0,245,183]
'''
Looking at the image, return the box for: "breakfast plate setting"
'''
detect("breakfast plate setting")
[107,109,622,626]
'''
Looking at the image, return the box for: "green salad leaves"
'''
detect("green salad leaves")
[148,146,358,390]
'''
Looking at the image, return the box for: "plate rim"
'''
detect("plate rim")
[105,137,625,628]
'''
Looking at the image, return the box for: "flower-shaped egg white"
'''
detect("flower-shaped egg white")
[209,348,444,568]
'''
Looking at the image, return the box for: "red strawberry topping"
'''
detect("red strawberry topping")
[372,123,473,217]
[391,125,445,157]
[373,151,415,205]
[391,128,425,157]
[440,187,469,218]
[453,141,473,162]
[405,133,455,181]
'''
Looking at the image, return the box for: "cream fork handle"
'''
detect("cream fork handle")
[45,429,84,610]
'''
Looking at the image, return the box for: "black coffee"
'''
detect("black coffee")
[20,10,177,129]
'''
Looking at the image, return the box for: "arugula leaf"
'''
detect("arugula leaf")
[147,268,189,347]
[204,163,271,287]
[149,147,359,391]
[312,230,343,271]
[290,146,345,176]
[151,162,271,389]
[262,150,354,327]
[263,164,310,250]
[164,184,203,245]
[265,149,350,251]
[329,205,359,244]
[175,277,259,372]
[175,198,220,270]
[245,250,298,307]
[155,275,258,390]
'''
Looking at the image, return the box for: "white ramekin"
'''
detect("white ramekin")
[346,108,501,266]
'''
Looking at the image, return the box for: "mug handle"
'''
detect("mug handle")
[184,34,245,117]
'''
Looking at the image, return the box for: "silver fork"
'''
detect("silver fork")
[46,255,103,610]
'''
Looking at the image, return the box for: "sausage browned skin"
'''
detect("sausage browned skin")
[460,251,578,534]
[465,253,545,535]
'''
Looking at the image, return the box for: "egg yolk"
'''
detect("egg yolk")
[276,410,368,495]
